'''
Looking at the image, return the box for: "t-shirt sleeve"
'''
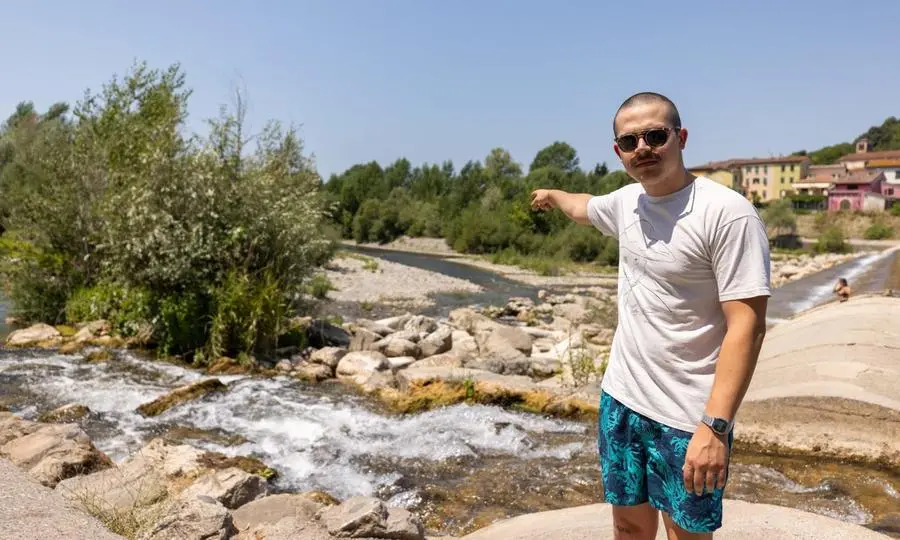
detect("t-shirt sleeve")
[710,215,772,301]
[586,193,619,237]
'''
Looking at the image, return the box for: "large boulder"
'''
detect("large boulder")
[309,347,347,369]
[306,319,351,348]
[336,351,390,386]
[139,492,237,540]
[177,467,268,510]
[418,326,453,357]
[373,336,419,358]
[449,308,534,371]
[232,492,335,539]
[0,413,112,488]
[317,496,424,540]
[5,323,61,347]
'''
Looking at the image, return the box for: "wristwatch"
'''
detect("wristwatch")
[701,413,733,435]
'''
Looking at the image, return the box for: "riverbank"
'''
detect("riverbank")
[340,236,870,299]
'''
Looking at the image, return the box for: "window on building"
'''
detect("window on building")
[755,166,759,173]
[763,178,768,185]
[790,164,795,172]
[781,165,785,172]
[764,165,768,173]
[752,178,760,184]
[762,190,767,198]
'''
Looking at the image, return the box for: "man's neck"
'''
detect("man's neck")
[643,169,695,198]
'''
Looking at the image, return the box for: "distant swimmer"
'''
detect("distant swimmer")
[833,278,851,302]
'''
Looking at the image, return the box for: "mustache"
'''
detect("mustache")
[632,153,659,165]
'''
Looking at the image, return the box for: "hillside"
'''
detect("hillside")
[793,116,900,164]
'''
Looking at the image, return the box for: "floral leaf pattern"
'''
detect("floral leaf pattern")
[598,392,733,533]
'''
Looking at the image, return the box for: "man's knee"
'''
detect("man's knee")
[612,504,658,539]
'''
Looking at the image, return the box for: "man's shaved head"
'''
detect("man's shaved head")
[613,92,681,136]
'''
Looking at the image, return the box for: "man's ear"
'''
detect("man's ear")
[614,144,622,159]
[679,128,688,150]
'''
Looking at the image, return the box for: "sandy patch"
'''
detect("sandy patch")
[322,253,483,308]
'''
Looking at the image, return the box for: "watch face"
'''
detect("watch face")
[712,419,728,433]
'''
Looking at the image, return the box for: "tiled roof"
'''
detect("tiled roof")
[838,149,900,162]
[731,156,809,165]
[833,170,885,185]
[866,159,900,167]
[793,175,835,185]
[687,159,739,171]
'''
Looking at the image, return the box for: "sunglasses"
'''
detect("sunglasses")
[615,127,678,152]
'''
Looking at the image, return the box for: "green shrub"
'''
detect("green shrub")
[864,221,894,240]
[814,225,852,253]
[0,61,336,361]
[65,282,153,337]
[890,205,900,217]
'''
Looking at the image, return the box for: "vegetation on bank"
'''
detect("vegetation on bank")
[322,143,628,274]
[792,116,900,165]
[0,62,336,363]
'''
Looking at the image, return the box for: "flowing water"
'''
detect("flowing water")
[1,347,897,536]
[1,248,899,536]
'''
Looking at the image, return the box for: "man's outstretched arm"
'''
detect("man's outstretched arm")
[530,189,594,225]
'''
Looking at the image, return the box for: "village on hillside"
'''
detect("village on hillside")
[689,137,900,212]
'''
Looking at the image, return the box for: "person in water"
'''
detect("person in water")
[834,278,851,302]
[530,92,770,539]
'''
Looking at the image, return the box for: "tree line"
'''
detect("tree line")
[792,116,900,165]
[322,142,632,273]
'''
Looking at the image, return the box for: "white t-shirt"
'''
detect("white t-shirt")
[587,176,771,432]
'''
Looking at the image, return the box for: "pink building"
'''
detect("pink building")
[827,170,886,211]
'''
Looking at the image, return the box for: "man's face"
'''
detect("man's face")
[613,101,687,188]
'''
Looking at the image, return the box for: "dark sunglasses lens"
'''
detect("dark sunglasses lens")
[646,129,669,147]
[618,135,638,151]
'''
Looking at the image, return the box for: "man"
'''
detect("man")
[530,92,770,539]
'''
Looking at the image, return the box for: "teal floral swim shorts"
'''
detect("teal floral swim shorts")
[598,391,733,533]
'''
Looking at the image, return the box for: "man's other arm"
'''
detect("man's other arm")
[704,295,768,422]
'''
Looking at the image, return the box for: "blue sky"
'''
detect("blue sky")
[2,0,898,179]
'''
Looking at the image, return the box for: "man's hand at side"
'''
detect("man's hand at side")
[683,423,729,496]
[530,189,594,225]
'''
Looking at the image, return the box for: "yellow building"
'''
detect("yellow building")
[732,156,810,202]
[687,160,742,192]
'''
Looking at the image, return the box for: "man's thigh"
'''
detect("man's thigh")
[598,391,649,506]
[644,419,733,536]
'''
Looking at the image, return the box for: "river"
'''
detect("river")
[0,248,898,537]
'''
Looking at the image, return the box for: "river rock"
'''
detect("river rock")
[449,330,478,360]
[552,303,588,324]
[419,326,452,357]
[504,297,535,316]
[375,313,412,331]
[336,351,389,385]
[306,319,351,348]
[37,403,90,424]
[355,319,395,337]
[232,493,335,540]
[140,492,237,540]
[403,315,438,335]
[389,328,421,343]
[136,378,228,417]
[294,361,334,382]
[276,359,293,372]
[178,467,268,509]
[309,346,346,368]
[349,327,381,352]
[388,356,417,371]
[409,353,463,369]
[317,496,424,540]
[529,357,562,378]
[374,335,420,358]
[73,320,111,343]
[0,416,112,488]
[5,323,61,347]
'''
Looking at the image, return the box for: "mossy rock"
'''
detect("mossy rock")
[198,451,279,481]
[59,341,86,355]
[83,349,112,363]
[136,378,228,417]
[55,325,78,337]
[207,356,254,375]
[37,403,90,423]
